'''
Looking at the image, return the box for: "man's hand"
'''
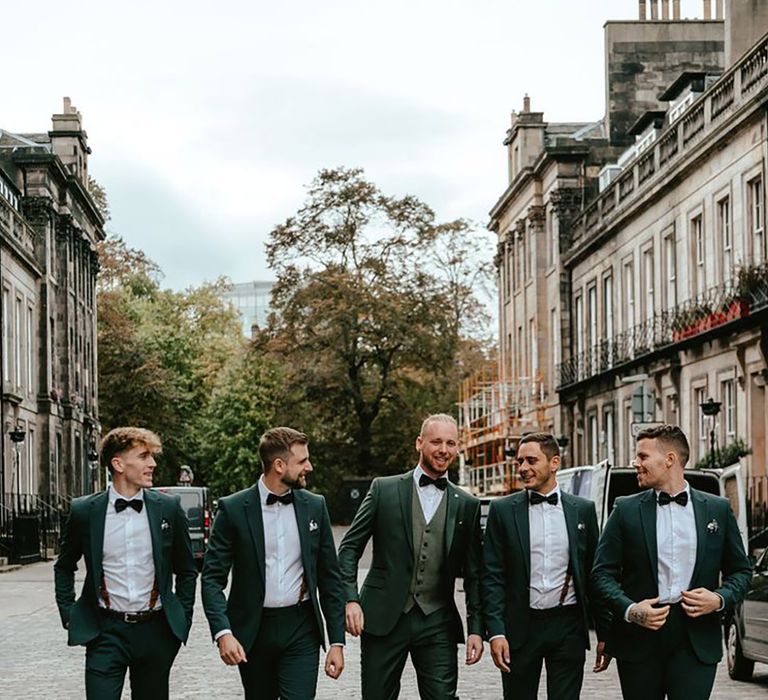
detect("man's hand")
[217,633,247,665]
[592,641,611,673]
[681,588,722,618]
[465,634,484,665]
[324,645,344,679]
[345,602,364,637]
[490,637,511,673]
[628,597,669,630]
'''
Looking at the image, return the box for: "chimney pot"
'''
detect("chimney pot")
[639,0,647,20]
[523,94,531,112]
[703,0,712,20]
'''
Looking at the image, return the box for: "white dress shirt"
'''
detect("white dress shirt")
[528,485,577,609]
[259,478,308,608]
[656,482,697,604]
[101,486,160,613]
[413,465,448,524]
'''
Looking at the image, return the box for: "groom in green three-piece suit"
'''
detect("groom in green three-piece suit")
[201,427,346,699]
[54,427,197,700]
[483,432,610,700]
[338,413,484,700]
[592,424,752,700]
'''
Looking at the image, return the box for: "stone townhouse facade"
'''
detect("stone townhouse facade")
[0,98,104,527]
[476,0,768,523]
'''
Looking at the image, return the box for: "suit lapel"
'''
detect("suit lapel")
[89,491,109,596]
[639,489,658,582]
[513,493,531,580]
[244,486,266,584]
[398,472,414,557]
[689,488,709,585]
[292,490,312,580]
[445,483,459,554]
[143,490,163,579]
[561,492,580,587]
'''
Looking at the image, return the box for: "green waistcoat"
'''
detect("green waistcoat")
[403,484,449,615]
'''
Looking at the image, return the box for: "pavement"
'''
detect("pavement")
[0,527,766,699]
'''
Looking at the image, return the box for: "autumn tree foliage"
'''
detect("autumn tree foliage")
[265,168,493,498]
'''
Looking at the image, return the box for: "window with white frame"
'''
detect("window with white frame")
[721,379,736,444]
[517,326,523,375]
[2,287,10,382]
[623,260,635,330]
[26,305,33,396]
[550,308,558,390]
[588,412,599,464]
[588,284,597,350]
[529,228,536,279]
[575,295,584,379]
[504,241,511,299]
[604,406,615,465]
[749,176,764,264]
[602,275,614,340]
[664,231,677,308]
[518,236,525,287]
[695,386,708,461]
[692,215,705,295]
[718,196,732,279]
[15,297,22,388]
[26,428,35,495]
[643,247,655,321]
[529,318,538,380]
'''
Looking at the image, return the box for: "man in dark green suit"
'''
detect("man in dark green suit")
[201,427,346,699]
[338,413,484,700]
[54,427,197,700]
[592,424,752,699]
[483,432,610,699]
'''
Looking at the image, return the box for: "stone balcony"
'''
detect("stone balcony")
[565,31,768,260]
[557,262,768,390]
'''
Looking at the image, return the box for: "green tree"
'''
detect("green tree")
[97,236,244,485]
[265,167,493,504]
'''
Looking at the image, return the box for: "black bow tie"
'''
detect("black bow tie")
[658,491,688,507]
[114,498,143,513]
[419,474,448,490]
[529,491,558,506]
[266,491,294,506]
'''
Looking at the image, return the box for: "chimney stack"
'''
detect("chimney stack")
[673,0,681,19]
[523,94,531,113]
[639,0,647,20]
[703,0,712,20]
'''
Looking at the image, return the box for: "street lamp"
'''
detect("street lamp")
[699,397,721,469]
[9,424,26,510]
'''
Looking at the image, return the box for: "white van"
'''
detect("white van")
[557,459,749,550]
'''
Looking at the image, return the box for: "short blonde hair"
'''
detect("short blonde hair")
[420,413,457,437]
[100,427,162,472]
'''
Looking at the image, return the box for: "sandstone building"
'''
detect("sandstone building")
[0,99,104,560]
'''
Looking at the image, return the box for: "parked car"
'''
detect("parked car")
[152,485,212,569]
[725,546,768,680]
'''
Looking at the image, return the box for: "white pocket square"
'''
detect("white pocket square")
[161,520,170,531]
[309,519,318,532]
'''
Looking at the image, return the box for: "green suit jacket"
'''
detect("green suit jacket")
[53,489,197,647]
[200,485,345,652]
[337,470,483,640]
[482,490,605,650]
[591,487,752,664]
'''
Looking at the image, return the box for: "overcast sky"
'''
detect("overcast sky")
[1,0,709,290]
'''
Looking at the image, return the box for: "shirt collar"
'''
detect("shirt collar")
[108,485,145,503]
[414,465,449,488]
[258,476,292,505]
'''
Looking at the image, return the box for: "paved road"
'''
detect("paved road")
[1,528,766,699]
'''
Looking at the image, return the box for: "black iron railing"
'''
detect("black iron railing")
[0,492,69,564]
[558,263,768,389]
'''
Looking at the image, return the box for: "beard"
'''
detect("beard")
[281,473,307,490]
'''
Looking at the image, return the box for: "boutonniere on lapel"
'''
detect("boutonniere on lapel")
[161,519,170,532]
[577,521,585,532]
[707,518,719,534]
[309,519,318,533]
